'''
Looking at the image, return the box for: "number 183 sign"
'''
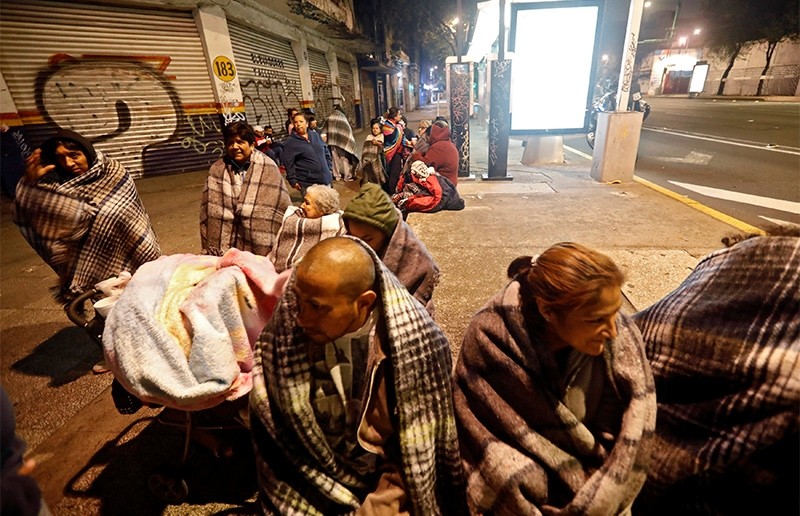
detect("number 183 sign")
[213,56,236,82]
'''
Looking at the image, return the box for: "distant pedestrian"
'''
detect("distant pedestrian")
[281,111,333,194]
[381,107,411,194]
[200,121,291,256]
[325,105,358,181]
[14,129,161,303]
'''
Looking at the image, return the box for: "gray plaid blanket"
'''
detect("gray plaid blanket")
[14,151,160,301]
[268,206,346,273]
[325,109,357,157]
[200,150,291,256]
[454,281,656,515]
[250,236,466,515]
[382,215,440,314]
[633,235,800,514]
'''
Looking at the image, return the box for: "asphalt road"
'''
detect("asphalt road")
[564,96,800,230]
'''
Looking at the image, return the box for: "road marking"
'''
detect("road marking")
[564,145,593,160]
[643,127,800,155]
[654,151,713,165]
[669,180,800,214]
[760,215,800,227]
[633,177,765,235]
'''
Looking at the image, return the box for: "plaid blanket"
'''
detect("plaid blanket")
[200,150,291,256]
[382,215,440,314]
[633,235,800,514]
[357,137,387,185]
[250,236,466,515]
[14,151,160,301]
[454,281,656,515]
[268,206,346,273]
[325,109,357,157]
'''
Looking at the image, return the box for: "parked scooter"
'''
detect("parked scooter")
[586,80,651,149]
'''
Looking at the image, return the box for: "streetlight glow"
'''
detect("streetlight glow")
[693,28,702,35]
[678,35,687,46]
[644,1,652,7]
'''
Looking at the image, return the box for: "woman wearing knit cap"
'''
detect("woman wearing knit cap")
[342,183,439,314]
[14,129,161,303]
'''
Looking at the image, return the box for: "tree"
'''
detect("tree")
[753,0,799,95]
[702,0,799,95]
[701,0,760,95]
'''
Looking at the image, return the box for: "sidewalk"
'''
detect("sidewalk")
[13,103,741,514]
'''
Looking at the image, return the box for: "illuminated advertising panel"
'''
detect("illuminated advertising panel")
[509,1,603,134]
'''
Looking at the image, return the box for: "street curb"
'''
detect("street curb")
[632,175,766,235]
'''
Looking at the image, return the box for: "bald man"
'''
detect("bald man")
[250,237,466,515]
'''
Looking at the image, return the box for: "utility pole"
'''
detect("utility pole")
[487,0,512,179]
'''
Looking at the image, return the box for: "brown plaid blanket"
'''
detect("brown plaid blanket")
[14,151,160,301]
[382,214,440,314]
[268,206,346,273]
[250,236,466,515]
[454,281,656,515]
[200,150,291,256]
[633,235,800,514]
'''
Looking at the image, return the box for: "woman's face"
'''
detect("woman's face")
[371,123,381,136]
[543,285,622,356]
[54,145,89,175]
[225,135,253,164]
[300,191,324,218]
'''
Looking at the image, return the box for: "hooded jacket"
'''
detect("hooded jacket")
[417,124,459,185]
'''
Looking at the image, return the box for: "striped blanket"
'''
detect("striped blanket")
[357,136,387,185]
[14,151,160,302]
[633,235,800,514]
[268,206,346,273]
[200,150,291,257]
[250,236,466,515]
[103,249,286,411]
[454,281,656,515]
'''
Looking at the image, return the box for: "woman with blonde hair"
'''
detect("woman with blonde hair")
[453,242,656,515]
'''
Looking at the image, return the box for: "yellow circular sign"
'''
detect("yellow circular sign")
[213,56,236,82]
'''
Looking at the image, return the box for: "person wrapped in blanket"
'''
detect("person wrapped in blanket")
[326,105,359,182]
[201,121,291,257]
[13,129,161,303]
[250,236,467,515]
[633,228,800,516]
[357,118,387,186]
[453,243,656,515]
[268,184,347,273]
[392,160,464,216]
[342,183,440,315]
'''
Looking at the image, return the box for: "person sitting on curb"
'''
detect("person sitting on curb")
[633,228,800,516]
[281,110,332,194]
[250,236,467,515]
[342,183,440,314]
[453,242,656,515]
[14,129,161,303]
[268,184,346,273]
[201,121,291,257]
[410,120,460,186]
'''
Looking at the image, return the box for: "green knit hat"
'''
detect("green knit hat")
[343,183,399,238]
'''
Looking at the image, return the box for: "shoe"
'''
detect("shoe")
[92,360,111,374]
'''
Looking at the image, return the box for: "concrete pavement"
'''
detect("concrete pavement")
[0,103,742,514]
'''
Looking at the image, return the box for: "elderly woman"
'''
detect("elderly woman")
[453,242,656,515]
[14,129,161,303]
[268,184,346,273]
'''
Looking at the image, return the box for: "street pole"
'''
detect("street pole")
[616,0,645,113]
[449,0,470,178]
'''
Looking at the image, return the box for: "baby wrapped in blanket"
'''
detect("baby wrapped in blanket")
[103,248,287,410]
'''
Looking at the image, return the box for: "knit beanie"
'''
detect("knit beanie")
[343,183,399,238]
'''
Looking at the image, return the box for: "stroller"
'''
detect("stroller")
[65,250,286,503]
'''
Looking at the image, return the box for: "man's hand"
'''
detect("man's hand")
[24,149,55,183]
[292,183,302,191]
